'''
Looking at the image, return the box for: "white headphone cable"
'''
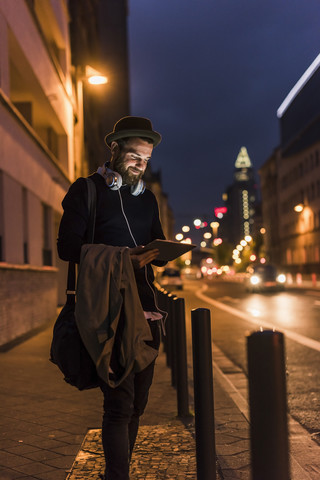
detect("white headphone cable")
[117,188,168,333]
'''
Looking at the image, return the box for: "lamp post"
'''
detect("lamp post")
[74,65,108,177]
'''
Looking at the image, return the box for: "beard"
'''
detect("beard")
[113,156,144,186]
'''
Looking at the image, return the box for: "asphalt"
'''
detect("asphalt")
[0,309,319,480]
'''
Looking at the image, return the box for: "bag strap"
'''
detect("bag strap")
[66,177,97,305]
[86,177,97,243]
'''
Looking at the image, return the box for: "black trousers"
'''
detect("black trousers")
[99,320,160,480]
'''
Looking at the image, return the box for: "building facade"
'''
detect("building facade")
[0,0,78,346]
[69,0,131,173]
[0,0,173,347]
[259,148,281,265]
[260,54,320,277]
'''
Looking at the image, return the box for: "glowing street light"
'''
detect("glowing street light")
[294,203,304,213]
[182,225,190,232]
[85,65,108,85]
[175,233,184,241]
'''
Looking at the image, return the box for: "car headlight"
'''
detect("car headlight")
[250,275,261,285]
[277,274,286,284]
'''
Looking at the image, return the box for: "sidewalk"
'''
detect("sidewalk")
[0,317,250,479]
[0,315,318,479]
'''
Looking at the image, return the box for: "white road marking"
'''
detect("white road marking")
[196,284,320,353]
[217,296,240,304]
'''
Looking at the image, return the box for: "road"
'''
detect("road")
[168,277,320,445]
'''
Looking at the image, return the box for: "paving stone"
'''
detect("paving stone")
[0,451,34,468]
[11,461,54,475]
[0,468,28,479]
[66,424,197,480]
[3,446,40,456]
[30,469,68,480]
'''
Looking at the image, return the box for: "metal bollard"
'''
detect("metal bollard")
[247,330,290,480]
[174,297,190,417]
[191,308,216,480]
[168,294,177,387]
[164,294,174,369]
[162,290,170,365]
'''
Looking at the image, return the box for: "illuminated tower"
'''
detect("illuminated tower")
[224,147,258,244]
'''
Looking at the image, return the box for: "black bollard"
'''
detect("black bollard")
[174,297,190,417]
[247,330,290,480]
[165,294,174,368]
[168,294,177,387]
[191,308,216,480]
[162,290,170,365]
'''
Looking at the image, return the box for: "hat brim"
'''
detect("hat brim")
[104,129,162,148]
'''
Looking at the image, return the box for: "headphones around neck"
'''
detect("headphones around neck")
[104,167,145,196]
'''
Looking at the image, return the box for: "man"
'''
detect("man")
[57,116,166,480]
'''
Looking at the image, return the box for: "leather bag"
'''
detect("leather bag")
[50,177,100,390]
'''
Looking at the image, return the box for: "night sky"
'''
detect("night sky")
[128,1,320,236]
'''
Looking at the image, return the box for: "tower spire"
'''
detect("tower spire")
[235,146,252,169]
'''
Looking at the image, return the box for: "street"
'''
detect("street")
[172,276,320,446]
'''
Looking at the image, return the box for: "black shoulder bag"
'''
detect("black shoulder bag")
[50,177,100,390]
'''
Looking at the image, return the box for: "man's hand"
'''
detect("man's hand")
[129,246,159,269]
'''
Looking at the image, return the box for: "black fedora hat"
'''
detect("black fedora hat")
[104,116,162,148]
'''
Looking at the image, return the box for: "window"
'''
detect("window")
[22,188,29,264]
[42,203,52,266]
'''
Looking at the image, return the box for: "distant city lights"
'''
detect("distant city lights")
[214,207,227,219]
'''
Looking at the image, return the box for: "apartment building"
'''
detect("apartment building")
[260,54,320,277]
[0,0,79,346]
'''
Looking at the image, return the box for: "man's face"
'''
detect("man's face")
[112,138,153,186]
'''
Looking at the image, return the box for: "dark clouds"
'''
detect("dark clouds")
[128,1,320,230]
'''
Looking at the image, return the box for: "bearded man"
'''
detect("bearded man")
[57,116,166,480]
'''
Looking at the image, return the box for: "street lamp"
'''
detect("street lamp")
[74,65,108,177]
[85,65,108,85]
[294,203,304,213]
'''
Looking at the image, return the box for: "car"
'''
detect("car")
[181,266,202,280]
[245,264,286,292]
[159,267,183,290]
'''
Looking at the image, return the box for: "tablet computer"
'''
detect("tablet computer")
[145,239,197,262]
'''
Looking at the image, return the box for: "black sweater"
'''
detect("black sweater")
[57,173,166,311]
